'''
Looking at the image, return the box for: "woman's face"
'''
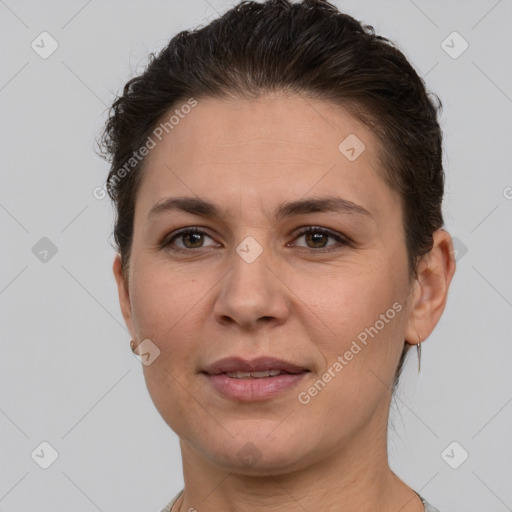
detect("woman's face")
[115,93,421,474]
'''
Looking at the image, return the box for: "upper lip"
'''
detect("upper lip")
[202,356,310,375]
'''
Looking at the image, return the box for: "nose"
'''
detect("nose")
[213,244,290,330]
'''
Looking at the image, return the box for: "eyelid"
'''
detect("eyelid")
[160,226,218,250]
[289,226,352,249]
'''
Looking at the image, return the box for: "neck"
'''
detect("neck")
[173,406,423,512]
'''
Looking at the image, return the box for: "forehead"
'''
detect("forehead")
[135,93,397,223]
[146,93,379,166]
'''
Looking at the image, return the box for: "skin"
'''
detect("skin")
[113,93,456,512]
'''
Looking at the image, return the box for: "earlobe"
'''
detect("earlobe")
[113,254,136,339]
[404,229,456,345]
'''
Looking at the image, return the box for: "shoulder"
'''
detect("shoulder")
[417,493,443,512]
[160,489,183,512]
[423,502,443,512]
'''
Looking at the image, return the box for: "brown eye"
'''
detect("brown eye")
[181,232,205,248]
[304,230,330,248]
[163,228,218,251]
[292,226,348,251]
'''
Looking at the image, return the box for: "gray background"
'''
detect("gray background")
[1,0,511,511]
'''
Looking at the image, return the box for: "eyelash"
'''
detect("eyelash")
[161,226,350,254]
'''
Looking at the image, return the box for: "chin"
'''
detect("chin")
[195,427,318,476]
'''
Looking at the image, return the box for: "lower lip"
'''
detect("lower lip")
[204,372,309,401]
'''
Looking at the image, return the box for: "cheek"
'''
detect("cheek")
[129,259,204,339]
[129,259,210,386]
[130,263,204,426]
[293,270,405,435]
[308,261,400,332]
[306,261,406,385]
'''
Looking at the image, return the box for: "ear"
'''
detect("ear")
[404,229,456,345]
[113,254,137,340]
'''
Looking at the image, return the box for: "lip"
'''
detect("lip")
[202,356,309,375]
[203,372,309,401]
[201,356,310,402]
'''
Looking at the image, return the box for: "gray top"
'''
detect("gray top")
[160,489,442,511]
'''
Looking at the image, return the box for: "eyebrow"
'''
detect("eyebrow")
[147,195,373,222]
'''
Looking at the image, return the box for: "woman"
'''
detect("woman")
[100,1,456,510]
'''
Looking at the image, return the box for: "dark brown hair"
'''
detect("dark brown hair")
[99,0,445,392]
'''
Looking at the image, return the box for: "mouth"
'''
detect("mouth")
[202,355,310,376]
[201,356,310,401]
[222,369,301,379]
